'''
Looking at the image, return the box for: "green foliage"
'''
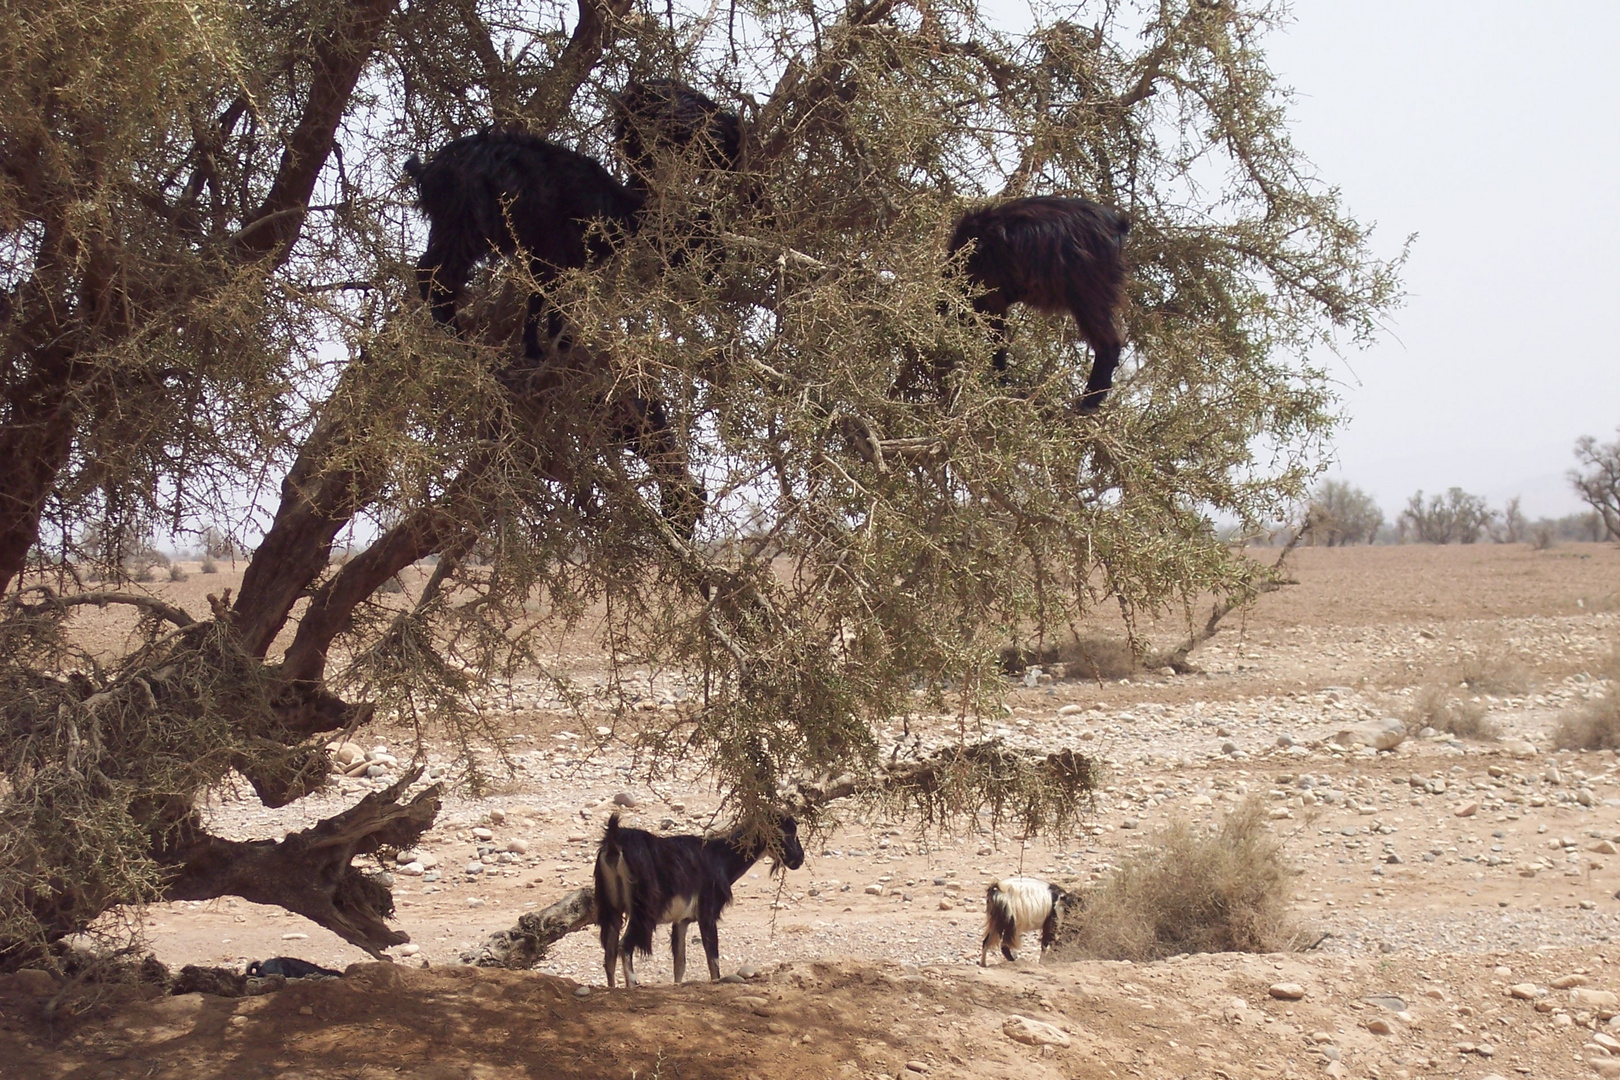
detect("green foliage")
[0,0,1406,953]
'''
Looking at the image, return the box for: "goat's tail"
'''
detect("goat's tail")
[601,812,622,859]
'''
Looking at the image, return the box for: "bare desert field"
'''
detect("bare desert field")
[5,541,1620,1080]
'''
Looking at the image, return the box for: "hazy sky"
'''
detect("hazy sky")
[1265,1,1620,518]
[985,0,1620,519]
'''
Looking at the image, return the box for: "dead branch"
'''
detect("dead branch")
[17,589,197,629]
[1144,532,1301,674]
[460,886,597,968]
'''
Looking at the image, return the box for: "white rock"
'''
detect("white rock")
[1508,983,1541,999]
[1573,988,1620,1009]
[1501,738,1539,759]
[396,943,420,957]
[1268,982,1307,1001]
[506,838,529,855]
[488,808,506,825]
[1330,718,1406,751]
[398,861,424,876]
[472,827,494,841]
[1002,1015,1070,1047]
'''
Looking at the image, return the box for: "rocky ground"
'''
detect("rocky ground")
[4,542,1619,1079]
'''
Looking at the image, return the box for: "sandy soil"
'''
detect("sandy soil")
[5,542,1620,1080]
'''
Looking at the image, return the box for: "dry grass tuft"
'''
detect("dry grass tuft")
[1001,635,1138,682]
[1554,697,1620,751]
[1408,684,1500,741]
[1056,797,1301,961]
[1554,650,1620,751]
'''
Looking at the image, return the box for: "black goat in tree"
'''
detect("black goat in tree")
[405,133,645,360]
[612,77,742,186]
[947,196,1131,413]
[594,811,805,986]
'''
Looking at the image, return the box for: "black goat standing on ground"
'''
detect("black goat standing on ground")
[594,811,805,987]
[947,196,1131,414]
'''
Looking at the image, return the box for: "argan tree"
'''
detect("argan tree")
[1570,428,1620,541]
[1303,479,1383,546]
[1399,488,1494,544]
[0,0,1403,965]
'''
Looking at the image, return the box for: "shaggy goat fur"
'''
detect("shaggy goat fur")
[948,196,1131,413]
[613,78,742,184]
[404,132,645,358]
[595,811,805,986]
[980,876,1073,966]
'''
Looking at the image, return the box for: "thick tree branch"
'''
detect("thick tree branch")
[517,0,635,133]
[18,589,198,629]
[233,0,397,262]
[158,770,440,957]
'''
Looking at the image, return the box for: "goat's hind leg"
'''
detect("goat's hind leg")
[698,917,722,981]
[1072,297,1123,415]
[599,911,623,988]
[671,919,691,984]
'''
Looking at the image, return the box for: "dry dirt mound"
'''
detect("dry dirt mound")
[6,945,1618,1079]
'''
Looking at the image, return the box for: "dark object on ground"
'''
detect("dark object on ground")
[246,956,342,979]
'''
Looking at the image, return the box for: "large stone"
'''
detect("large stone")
[1330,719,1406,752]
[330,741,366,767]
[1501,738,1539,760]
[1572,988,1620,1009]
[1003,1015,1070,1047]
[1269,982,1307,1001]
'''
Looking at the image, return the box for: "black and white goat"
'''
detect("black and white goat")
[948,196,1131,414]
[594,811,805,987]
[980,876,1074,966]
[405,132,645,359]
[612,78,742,186]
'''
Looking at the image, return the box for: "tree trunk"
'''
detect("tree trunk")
[158,771,442,958]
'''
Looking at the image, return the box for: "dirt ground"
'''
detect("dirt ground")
[5,542,1620,1080]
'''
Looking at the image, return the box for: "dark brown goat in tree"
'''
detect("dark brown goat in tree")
[612,78,742,186]
[405,133,645,359]
[948,196,1131,413]
[404,134,703,534]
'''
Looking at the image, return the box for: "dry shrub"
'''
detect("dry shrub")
[1554,697,1620,751]
[1452,651,1532,696]
[198,554,218,574]
[1554,651,1620,750]
[1001,635,1138,681]
[1408,684,1500,740]
[1057,797,1300,961]
[167,564,188,582]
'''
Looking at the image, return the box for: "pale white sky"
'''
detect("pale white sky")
[983,0,1620,519]
[1266,0,1620,519]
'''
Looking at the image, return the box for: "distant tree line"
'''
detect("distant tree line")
[1289,426,1620,547]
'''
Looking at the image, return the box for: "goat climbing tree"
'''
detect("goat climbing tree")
[0,0,1404,966]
